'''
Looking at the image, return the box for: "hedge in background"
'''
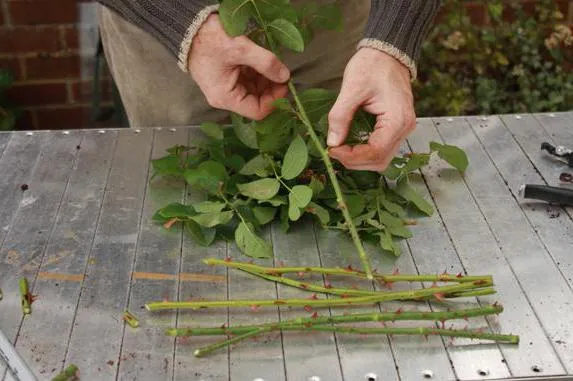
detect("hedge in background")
[415,0,573,117]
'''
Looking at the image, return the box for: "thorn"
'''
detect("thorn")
[345,265,354,272]
[163,218,178,229]
[351,284,359,290]
[493,301,500,307]
[434,293,446,302]
[474,280,488,286]
[464,316,469,322]
[380,321,387,327]
[392,268,400,276]
[297,272,305,278]
[324,282,333,289]
[431,281,438,288]
[385,281,394,290]
[304,305,313,313]
[456,272,463,278]
[395,308,403,315]
[278,261,285,268]
[224,257,232,263]
[250,305,260,312]
[440,320,446,329]
[441,269,448,276]
[300,283,308,289]
[340,294,350,299]
[307,294,319,300]
[311,312,319,319]
[220,323,227,329]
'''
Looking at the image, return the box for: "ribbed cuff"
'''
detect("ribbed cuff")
[357,38,417,80]
[178,4,220,72]
[362,0,441,80]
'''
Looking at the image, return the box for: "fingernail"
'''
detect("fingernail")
[327,131,340,147]
[279,67,290,82]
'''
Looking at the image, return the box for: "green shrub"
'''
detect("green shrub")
[415,0,573,116]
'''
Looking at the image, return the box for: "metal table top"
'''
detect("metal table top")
[0,113,572,381]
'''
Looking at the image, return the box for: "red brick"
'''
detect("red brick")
[14,110,36,130]
[35,106,90,130]
[0,27,62,54]
[70,79,112,103]
[0,58,23,80]
[0,7,5,25]
[63,26,78,49]
[5,82,68,106]
[8,0,77,25]
[25,54,80,80]
[466,2,487,25]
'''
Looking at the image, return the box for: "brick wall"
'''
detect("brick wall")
[0,0,113,130]
[1,0,572,130]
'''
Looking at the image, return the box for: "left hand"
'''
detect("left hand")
[327,47,416,172]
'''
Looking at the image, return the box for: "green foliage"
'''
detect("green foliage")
[151,0,469,260]
[415,0,573,116]
[0,69,21,131]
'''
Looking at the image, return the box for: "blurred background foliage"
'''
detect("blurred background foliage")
[415,0,573,116]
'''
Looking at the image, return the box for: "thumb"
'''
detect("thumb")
[236,37,290,83]
[327,89,361,147]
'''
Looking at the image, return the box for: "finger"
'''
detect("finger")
[327,88,362,147]
[328,118,405,169]
[329,140,401,172]
[226,82,287,120]
[235,37,290,84]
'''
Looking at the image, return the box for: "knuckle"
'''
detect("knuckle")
[228,43,248,61]
[261,55,280,73]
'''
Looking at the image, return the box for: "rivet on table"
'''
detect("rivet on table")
[98,130,106,134]
[62,130,70,135]
[134,129,141,133]
[169,128,177,132]
[477,368,490,377]
[515,115,522,119]
[531,365,542,373]
[422,370,434,379]
[156,127,163,131]
[308,376,321,381]
[447,118,454,122]
[480,116,488,121]
[253,378,265,381]
[25,132,34,136]
[365,372,378,381]
[549,113,556,117]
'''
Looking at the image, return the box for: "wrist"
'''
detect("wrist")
[357,39,416,80]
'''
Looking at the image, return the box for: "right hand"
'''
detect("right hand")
[188,14,291,120]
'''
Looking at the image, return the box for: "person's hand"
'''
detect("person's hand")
[188,14,290,120]
[327,48,416,172]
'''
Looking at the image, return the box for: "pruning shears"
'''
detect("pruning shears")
[518,142,573,206]
[540,142,573,168]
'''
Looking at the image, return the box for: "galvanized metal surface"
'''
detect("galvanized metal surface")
[0,113,572,381]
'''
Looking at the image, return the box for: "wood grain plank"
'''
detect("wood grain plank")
[227,227,286,381]
[116,128,189,381]
[409,117,564,378]
[313,224,402,381]
[6,130,118,380]
[63,128,153,380]
[270,221,340,381]
[404,126,510,381]
[0,131,83,381]
[173,129,229,381]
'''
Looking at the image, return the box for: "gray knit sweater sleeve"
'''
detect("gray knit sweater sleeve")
[359,0,441,79]
[97,0,440,78]
[97,0,219,71]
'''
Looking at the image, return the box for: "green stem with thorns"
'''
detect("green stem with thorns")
[203,258,492,284]
[145,281,492,311]
[166,305,504,337]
